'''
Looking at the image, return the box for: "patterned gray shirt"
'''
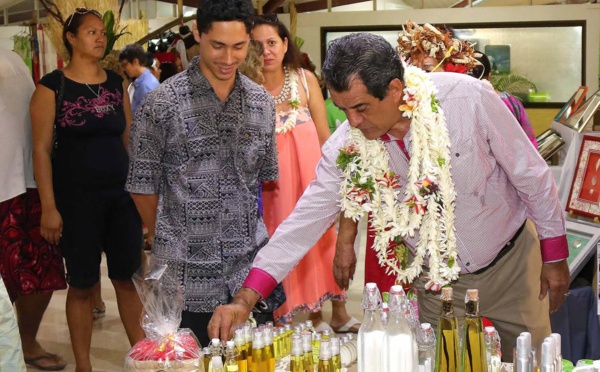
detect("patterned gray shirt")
[126,57,278,312]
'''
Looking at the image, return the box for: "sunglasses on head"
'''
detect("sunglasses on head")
[256,13,279,24]
[66,7,102,27]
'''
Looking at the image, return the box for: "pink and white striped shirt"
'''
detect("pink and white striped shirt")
[244,72,568,299]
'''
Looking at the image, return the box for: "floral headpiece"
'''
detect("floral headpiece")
[397,21,478,74]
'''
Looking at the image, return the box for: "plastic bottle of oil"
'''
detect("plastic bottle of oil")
[290,335,304,372]
[318,340,333,372]
[263,327,275,372]
[331,337,342,372]
[225,341,239,372]
[244,325,253,371]
[251,330,266,372]
[302,332,314,372]
[234,329,247,372]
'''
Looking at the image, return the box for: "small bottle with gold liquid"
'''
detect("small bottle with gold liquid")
[302,332,314,372]
[290,335,304,372]
[244,325,253,371]
[203,347,211,372]
[208,339,223,372]
[284,324,293,357]
[234,329,247,372]
[322,329,333,342]
[330,337,342,372]
[225,341,239,372]
[263,327,275,372]
[317,340,333,372]
[312,333,322,365]
[273,328,280,360]
[435,287,459,372]
[461,289,486,372]
[251,330,266,372]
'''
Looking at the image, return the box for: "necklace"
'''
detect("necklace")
[271,67,291,105]
[274,69,300,135]
[85,83,101,99]
[337,65,458,291]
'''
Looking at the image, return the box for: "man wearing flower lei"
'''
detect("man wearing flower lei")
[209,33,569,359]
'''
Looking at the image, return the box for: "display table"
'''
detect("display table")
[275,356,514,371]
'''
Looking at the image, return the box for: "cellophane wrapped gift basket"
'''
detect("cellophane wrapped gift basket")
[125,263,203,371]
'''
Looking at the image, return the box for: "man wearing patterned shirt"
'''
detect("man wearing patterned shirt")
[209,33,570,357]
[125,0,280,346]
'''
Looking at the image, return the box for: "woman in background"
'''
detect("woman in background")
[30,8,144,371]
[252,15,360,333]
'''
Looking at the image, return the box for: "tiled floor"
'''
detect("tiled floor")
[28,221,368,371]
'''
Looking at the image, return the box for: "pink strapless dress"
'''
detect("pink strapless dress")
[262,107,345,323]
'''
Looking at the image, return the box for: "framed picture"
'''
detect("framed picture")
[484,45,511,74]
[556,86,588,123]
[536,129,565,161]
[566,135,600,218]
[562,90,600,132]
[564,220,600,280]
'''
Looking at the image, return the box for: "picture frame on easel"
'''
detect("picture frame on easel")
[562,90,600,133]
[555,86,588,123]
[566,135,600,220]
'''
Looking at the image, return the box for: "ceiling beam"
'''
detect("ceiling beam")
[292,0,369,12]
[263,0,286,13]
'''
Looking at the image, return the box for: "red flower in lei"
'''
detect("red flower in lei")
[444,62,468,74]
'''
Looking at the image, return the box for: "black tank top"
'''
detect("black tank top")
[39,69,129,189]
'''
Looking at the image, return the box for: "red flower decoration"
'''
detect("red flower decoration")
[444,63,468,74]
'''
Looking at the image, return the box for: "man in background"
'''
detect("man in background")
[119,44,160,113]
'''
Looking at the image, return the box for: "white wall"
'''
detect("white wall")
[0,25,20,50]
[279,3,600,94]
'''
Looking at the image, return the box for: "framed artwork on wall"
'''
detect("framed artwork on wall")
[566,135,600,218]
[484,45,511,74]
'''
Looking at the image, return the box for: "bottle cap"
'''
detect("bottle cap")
[284,324,292,331]
[291,335,303,356]
[390,285,405,294]
[517,335,530,358]
[234,329,245,345]
[211,338,221,346]
[203,347,210,356]
[263,328,273,345]
[362,283,383,310]
[366,282,377,289]
[331,337,340,355]
[305,320,313,328]
[550,333,561,356]
[244,324,252,342]
[440,287,453,301]
[465,289,479,302]
[226,340,235,349]
[266,321,274,328]
[294,326,302,334]
[484,326,495,334]
[382,303,389,311]
[421,323,431,330]
[322,329,333,337]
[541,340,555,366]
[313,333,322,342]
[252,331,264,349]
[319,340,331,360]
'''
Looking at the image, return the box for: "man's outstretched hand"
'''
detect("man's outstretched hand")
[208,288,261,341]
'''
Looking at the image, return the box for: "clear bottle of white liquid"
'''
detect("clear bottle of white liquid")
[418,323,436,372]
[358,282,385,372]
[382,285,417,372]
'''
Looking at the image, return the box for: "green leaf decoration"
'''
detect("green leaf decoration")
[491,73,537,95]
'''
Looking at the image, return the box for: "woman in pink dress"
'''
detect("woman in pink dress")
[252,15,360,332]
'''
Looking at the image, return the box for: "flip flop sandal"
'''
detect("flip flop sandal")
[24,353,67,371]
[331,316,361,334]
[93,302,106,320]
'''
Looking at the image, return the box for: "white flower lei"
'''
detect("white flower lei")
[337,65,460,291]
[275,69,300,135]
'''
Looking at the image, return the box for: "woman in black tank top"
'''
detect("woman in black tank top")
[30,8,144,371]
